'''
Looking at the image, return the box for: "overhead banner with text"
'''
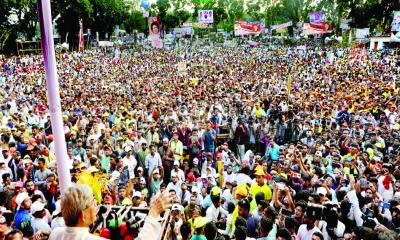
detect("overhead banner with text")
[234,20,261,35]
[271,21,292,31]
[303,22,333,35]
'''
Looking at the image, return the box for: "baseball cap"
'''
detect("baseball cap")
[171,204,181,212]
[235,186,248,197]
[16,192,30,210]
[254,167,265,176]
[31,201,45,214]
[191,186,199,194]
[171,171,178,178]
[173,160,180,166]
[139,177,146,184]
[124,145,132,152]
[137,167,143,172]
[316,187,328,196]
[211,186,221,196]
[315,151,323,157]
[193,217,208,229]
[132,191,141,199]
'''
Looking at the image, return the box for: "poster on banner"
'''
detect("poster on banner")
[260,18,266,33]
[355,28,369,39]
[234,20,261,35]
[271,21,292,31]
[309,11,324,23]
[392,11,400,32]
[148,16,163,48]
[193,22,213,29]
[302,22,332,35]
[174,27,194,36]
[198,10,213,24]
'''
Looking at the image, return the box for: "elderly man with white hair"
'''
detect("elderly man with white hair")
[49,184,103,240]
[49,184,174,240]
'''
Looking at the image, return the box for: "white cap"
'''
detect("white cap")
[193,158,198,165]
[163,138,169,142]
[316,187,328,196]
[171,203,182,212]
[191,186,199,193]
[52,200,61,216]
[124,145,132,152]
[171,171,178,178]
[173,160,180,166]
[137,167,143,172]
[110,171,120,182]
[30,201,45,214]
[315,151,323,157]
[16,192,30,210]
[139,177,146,184]
[132,191,141,198]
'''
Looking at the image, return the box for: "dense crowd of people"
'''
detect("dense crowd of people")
[0,43,399,240]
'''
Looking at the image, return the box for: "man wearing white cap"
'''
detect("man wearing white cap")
[14,192,33,237]
[171,160,185,182]
[31,200,51,234]
[122,145,137,179]
[166,171,182,202]
[150,168,164,197]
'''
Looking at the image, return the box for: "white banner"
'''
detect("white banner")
[355,28,369,39]
[271,21,292,31]
[198,10,213,24]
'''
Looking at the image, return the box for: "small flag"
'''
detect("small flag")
[79,19,84,52]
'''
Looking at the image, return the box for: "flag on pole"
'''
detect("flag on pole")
[79,19,84,52]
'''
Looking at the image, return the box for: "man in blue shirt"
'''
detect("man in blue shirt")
[267,140,280,163]
[14,192,33,237]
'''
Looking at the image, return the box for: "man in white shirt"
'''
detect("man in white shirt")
[206,187,228,222]
[171,161,185,182]
[297,217,322,240]
[166,172,182,201]
[31,201,52,234]
[122,145,137,179]
[145,145,162,178]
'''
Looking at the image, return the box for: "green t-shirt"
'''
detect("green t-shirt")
[190,235,207,240]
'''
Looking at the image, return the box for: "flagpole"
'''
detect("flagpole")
[38,0,71,193]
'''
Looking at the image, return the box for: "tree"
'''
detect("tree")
[122,10,147,34]
[51,0,93,44]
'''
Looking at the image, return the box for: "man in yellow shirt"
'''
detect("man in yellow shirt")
[170,131,183,162]
[250,167,272,201]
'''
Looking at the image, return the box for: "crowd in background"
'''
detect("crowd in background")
[0,44,399,240]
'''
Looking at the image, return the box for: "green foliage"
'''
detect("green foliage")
[1,0,400,53]
[122,11,147,34]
